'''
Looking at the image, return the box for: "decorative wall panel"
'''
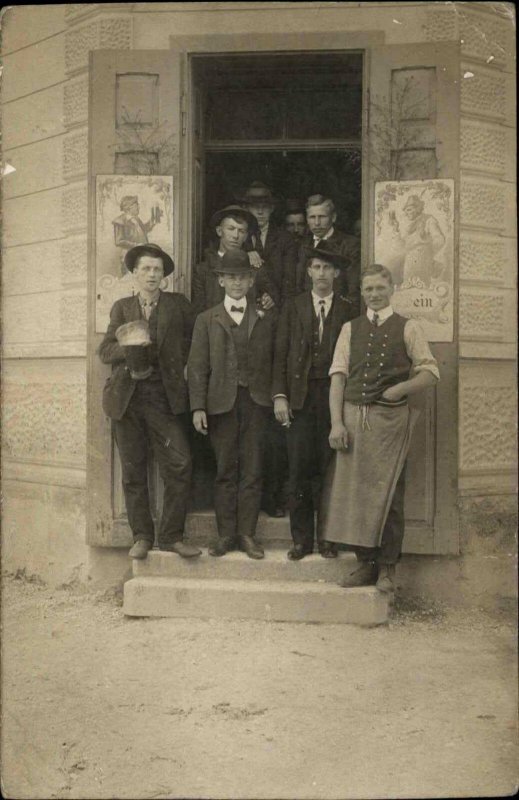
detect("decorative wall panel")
[459,293,504,340]
[460,180,506,230]
[63,131,88,180]
[460,120,506,175]
[60,291,87,339]
[460,68,506,120]
[2,381,86,465]
[65,16,132,74]
[458,9,509,67]
[459,366,517,473]
[62,184,88,234]
[459,235,505,283]
[424,6,457,42]
[64,77,89,128]
[61,237,88,286]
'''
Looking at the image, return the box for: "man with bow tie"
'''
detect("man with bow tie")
[188,249,278,559]
[271,242,357,560]
[295,194,361,315]
[98,244,201,561]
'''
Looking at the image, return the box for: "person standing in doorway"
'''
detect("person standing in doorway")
[284,199,308,241]
[323,263,439,592]
[98,244,201,561]
[296,194,361,315]
[188,249,277,559]
[272,242,356,560]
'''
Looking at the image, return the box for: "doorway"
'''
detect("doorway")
[190,51,363,256]
[189,51,364,510]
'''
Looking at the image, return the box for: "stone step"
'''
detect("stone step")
[123,576,389,625]
[185,511,292,546]
[134,549,356,583]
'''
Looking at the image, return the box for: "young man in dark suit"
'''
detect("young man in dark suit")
[240,181,300,305]
[295,194,361,315]
[272,242,357,560]
[188,249,277,559]
[98,244,201,560]
[191,205,276,315]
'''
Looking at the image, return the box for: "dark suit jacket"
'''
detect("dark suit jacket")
[188,302,277,415]
[191,247,278,316]
[98,292,194,420]
[296,229,361,315]
[249,223,299,305]
[271,291,357,411]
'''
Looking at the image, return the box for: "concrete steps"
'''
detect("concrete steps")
[123,550,390,625]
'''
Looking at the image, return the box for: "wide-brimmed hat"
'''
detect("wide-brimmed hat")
[304,241,348,270]
[124,244,175,276]
[239,181,277,207]
[213,249,254,275]
[120,195,139,211]
[209,205,258,232]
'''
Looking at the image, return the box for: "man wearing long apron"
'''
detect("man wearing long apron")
[322,263,439,592]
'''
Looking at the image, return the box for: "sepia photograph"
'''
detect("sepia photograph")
[1,3,517,799]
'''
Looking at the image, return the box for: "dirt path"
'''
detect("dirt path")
[1,574,517,799]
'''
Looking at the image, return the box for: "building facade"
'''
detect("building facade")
[2,2,517,607]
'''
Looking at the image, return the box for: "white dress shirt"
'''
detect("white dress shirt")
[311,290,334,320]
[329,305,440,381]
[224,293,247,326]
[313,226,334,248]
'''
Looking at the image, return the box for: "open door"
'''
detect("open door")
[368,43,460,554]
[87,50,182,546]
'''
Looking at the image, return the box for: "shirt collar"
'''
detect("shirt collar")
[367,305,393,324]
[224,294,247,314]
[314,227,334,243]
[311,291,334,308]
[138,290,161,307]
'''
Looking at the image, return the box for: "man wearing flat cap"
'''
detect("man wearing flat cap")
[112,196,161,274]
[240,181,299,305]
[98,243,201,560]
[296,194,361,315]
[272,242,357,560]
[191,204,277,316]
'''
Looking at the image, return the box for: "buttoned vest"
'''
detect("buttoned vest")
[229,306,250,388]
[344,313,411,404]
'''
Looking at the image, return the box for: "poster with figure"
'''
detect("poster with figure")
[95,175,174,332]
[374,179,454,342]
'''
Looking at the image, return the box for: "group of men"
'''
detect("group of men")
[99,182,439,593]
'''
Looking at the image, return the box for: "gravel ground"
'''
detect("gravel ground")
[1,573,517,800]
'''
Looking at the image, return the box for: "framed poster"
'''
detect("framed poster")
[374,179,454,342]
[95,175,174,332]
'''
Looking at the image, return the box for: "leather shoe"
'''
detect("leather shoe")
[165,541,202,558]
[339,561,378,588]
[262,497,285,518]
[376,564,396,593]
[287,544,312,561]
[128,539,152,559]
[319,541,338,559]
[240,535,264,560]
[208,537,234,557]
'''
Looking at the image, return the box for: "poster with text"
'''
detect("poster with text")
[95,175,174,332]
[374,179,454,342]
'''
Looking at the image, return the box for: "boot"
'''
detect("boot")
[376,564,396,593]
[339,561,378,588]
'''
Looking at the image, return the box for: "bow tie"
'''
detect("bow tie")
[231,305,245,313]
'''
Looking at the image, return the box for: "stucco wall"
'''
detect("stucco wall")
[1,2,516,597]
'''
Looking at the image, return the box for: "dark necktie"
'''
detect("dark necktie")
[318,300,326,343]
[231,305,245,313]
[372,313,379,327]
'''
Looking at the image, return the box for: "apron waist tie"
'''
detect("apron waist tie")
[359,404,371,431]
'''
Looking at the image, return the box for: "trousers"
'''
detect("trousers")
[114,379,192,547]
[286,378,333,551]
[209,387,268,542]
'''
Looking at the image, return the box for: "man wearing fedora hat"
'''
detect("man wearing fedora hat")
[296,194,361,315]
[98,243,201,560]
[240,181,299,305]
[188,249,278,559]
[191,205,277,316]
[272,241,357,560]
